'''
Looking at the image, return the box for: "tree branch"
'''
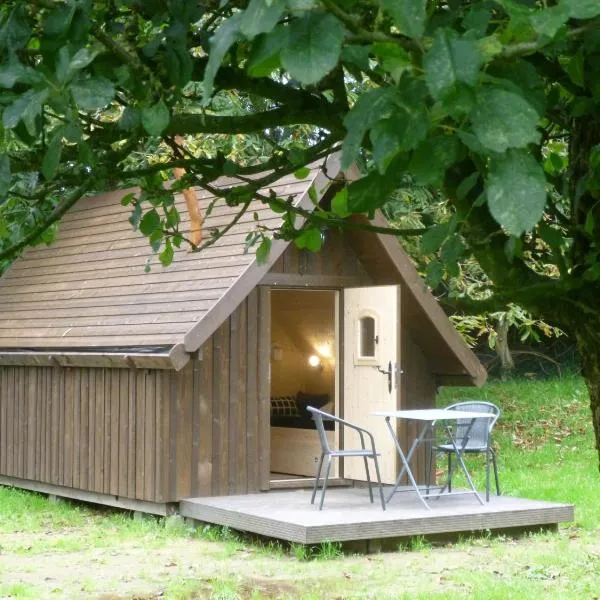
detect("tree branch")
[0,180,94,262]
[166,107,344,135]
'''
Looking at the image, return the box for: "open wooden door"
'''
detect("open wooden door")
[343,285,401,483]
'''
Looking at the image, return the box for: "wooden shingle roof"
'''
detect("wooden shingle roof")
[0,155,485,384]
[0,161,332,366]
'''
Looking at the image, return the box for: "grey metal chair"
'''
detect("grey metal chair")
[307,406,386,511]
[430,401,501,502]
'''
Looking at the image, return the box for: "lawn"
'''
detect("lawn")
[0,374,599,599]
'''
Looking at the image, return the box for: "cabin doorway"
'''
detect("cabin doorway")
[269,289,338,483]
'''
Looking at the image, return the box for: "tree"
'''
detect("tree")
[1,0,600,467]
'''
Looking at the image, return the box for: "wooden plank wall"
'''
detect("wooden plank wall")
[0,287,269,503]
[0,365,173,502]
[270,230,371,279]
[401,331,438,483]
[177,286,269,498]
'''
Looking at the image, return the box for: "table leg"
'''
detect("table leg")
[384,417,431,510]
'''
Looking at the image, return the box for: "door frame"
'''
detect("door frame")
[266,286,342,486]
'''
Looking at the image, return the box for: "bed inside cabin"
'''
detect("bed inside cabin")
[270,289,337,478]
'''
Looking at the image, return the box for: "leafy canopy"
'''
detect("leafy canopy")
[0,1,599,340]
[3,0,600,462]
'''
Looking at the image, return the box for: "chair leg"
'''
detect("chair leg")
[372,455,386,511]
[318,456,332,510]
[363,456,374,503]
[311,453,325,505]
[490,448,501,495]
[447,453,452,493]
[425,444,432,497]
[485,448,491,502]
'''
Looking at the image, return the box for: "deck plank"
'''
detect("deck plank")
[180,488,574,544]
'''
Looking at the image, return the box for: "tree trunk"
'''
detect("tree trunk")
[575,331,600,471]
[495,316,514,378]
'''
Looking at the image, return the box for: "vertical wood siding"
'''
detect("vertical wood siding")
[179,286,269,498]
[401,331,437,483]
[0,287,269,502]
[0,365,174,502]
[270,230,371,279]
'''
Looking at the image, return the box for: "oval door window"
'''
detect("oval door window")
[359,315,376,358]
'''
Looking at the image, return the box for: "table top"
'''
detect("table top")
[373,409,494,421]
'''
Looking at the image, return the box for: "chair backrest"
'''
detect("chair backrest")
[446,401,500,448]
[306,406,333,453]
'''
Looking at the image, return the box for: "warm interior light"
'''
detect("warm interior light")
[314,343,332,359]
[308,354,321,368]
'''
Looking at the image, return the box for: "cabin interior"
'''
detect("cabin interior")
[269,289,339,482]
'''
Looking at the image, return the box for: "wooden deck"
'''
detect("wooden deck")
[180,487,574,544]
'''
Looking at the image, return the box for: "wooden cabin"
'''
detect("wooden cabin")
[0,156,486,515]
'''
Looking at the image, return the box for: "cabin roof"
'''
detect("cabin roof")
[0,156,485,384]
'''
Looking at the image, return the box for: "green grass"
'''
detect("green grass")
[438,373,599,530]
[0,374,598,599]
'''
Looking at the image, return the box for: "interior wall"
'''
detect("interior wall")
[270,290,336,405]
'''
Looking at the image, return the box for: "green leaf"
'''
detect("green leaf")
[421,222,451,255]
[141,100,170,136]
[0,55,38,89]
[564,0,600,19]
[564,48,585,88]
[70,77,115,110]
[240,0,285,38]
[341,44,371,73]
[341,87,397,169]
[463,5,491,36]
[246,27,286,77]
[140,208,162,236]
[425,259,444,288]
[424,28,482,101]
[3,89,48,133]
[456,172,480,201]
[70,47,100,72]
[281,12,344,85]
[44,2,76,36]
[0,5,32,52]
[165,206,180,228]
[346,158,404,214]
[0,154,10,198]
[530,4,570,39]
[120,192,135,207]
[471,87,540,153]
[409,135,460,186]
[486,149,547,236]
[370,108,427,173]
[203,13,243,100]
[41,134,62,180]
[119,107,141,131]
[295,227,322,252]
[443,82,477,119]
[379,0,427,39]
[256,236,272,264]
[159,240,174,267]
[129,202,142,229]
[149,230,163,252]
[372,43,411,82]
[441,234,465,264]
[294,166,310,179]
[331,187,350,218]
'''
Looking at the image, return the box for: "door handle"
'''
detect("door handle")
[376,361,392,394]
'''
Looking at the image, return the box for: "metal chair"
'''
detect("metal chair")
[431,401,501,502]
[307,406,386,511]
